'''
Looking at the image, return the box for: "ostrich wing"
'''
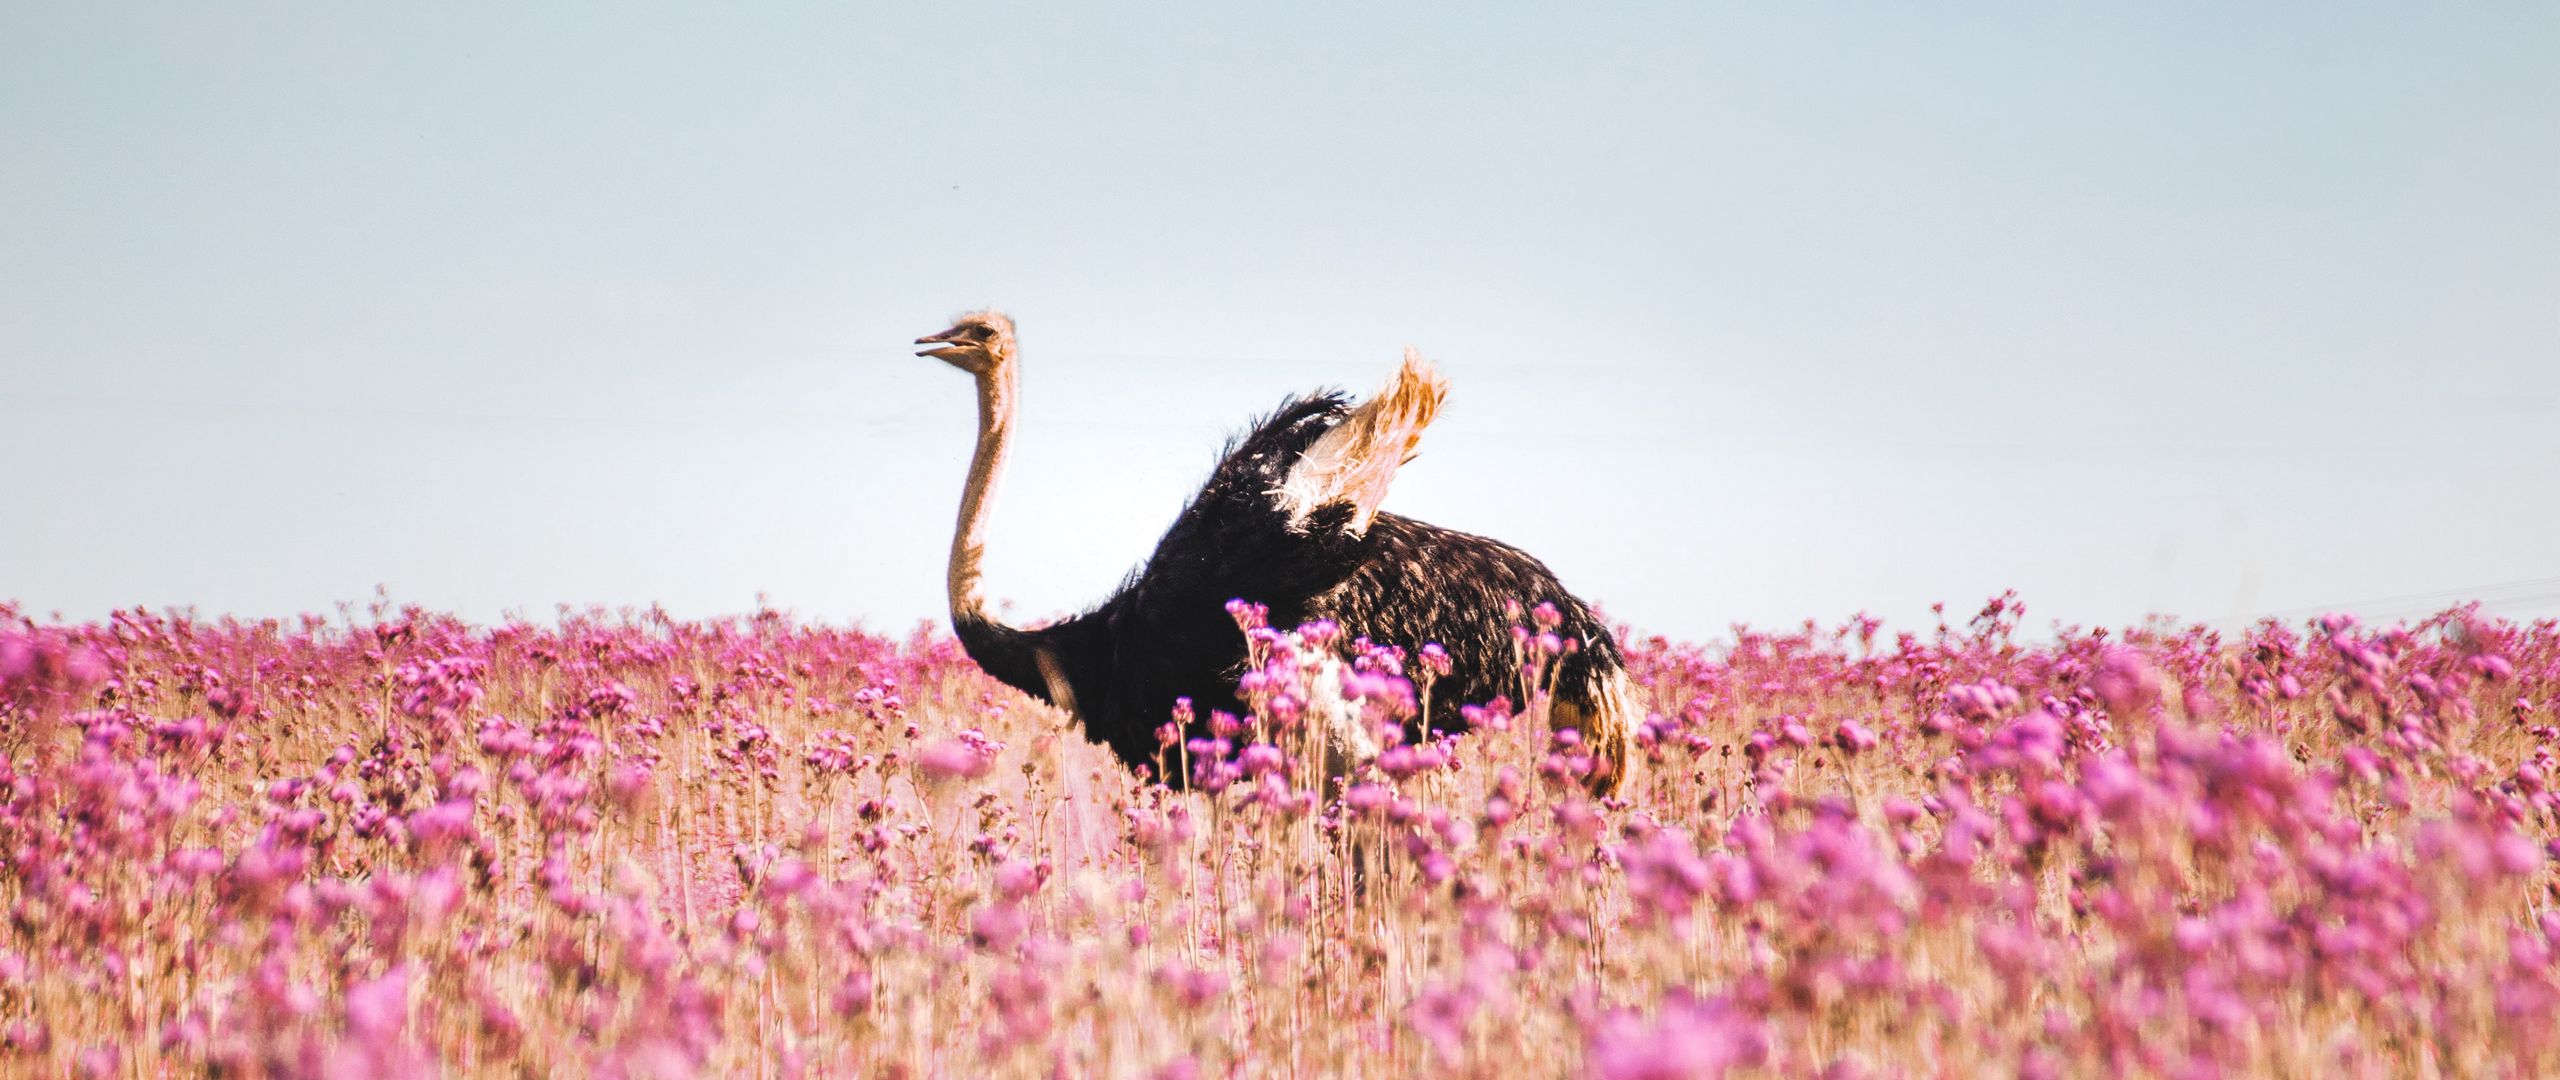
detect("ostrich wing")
[1272,348,1447,537]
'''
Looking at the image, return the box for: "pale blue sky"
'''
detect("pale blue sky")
[5,4,2556,641]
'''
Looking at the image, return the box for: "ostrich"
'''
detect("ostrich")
[917,310,1634,794]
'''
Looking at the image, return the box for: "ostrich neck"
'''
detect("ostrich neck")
[944,362,1080,715]
[949,364,1018,624]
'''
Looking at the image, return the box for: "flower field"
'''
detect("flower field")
[2,594,2555,1078]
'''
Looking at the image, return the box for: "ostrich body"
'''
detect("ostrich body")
[918,311,1633,793]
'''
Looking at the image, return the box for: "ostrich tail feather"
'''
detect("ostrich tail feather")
[1273,348,1448,536]
[1554,667,1637,798]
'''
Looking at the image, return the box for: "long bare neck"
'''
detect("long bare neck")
[949,363,1018,623]
[944,361,1080,714]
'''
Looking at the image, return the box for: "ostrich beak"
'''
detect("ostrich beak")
[914,326,971,361]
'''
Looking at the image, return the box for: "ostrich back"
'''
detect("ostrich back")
[1309,511,1625,733]
[1014,392,1625,780]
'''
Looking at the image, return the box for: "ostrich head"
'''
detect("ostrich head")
[915,310,1017,377]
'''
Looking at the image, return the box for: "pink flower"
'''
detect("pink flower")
[1832,719,1879,755]
[0,634,30,684]
[971,902,1028,950]
[1343,783,1391,815]
[1584,991,1766,1079]
[343,967,411,1039]
[917,737,992,781]
[2090,647,2161,714]
[993,859,1045,900]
